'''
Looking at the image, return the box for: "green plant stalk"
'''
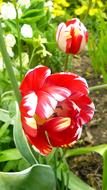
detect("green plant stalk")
[54,149,59,190]
[29,47,37,67]
[0,23,21,104]
[13,0,23,80]
[102,150,107,190]
[64,55,69,71]
[84,0,92,22]
[89,84,107,92]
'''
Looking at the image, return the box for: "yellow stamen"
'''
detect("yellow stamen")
[34,114,47,125]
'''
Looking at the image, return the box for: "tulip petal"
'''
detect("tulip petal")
[21,116,37,137]
[45,73,88,95]
[20,65,51,96]
[20,92,38,137]
[43,85,71,101]
[54,99,80,119]
[36,91,57,119]
[56,22,66,52]
[20,92,38,117]
[56,18,88,55]
[56,22,65,41]
[27,127,52,155]
[44,117,82,147]
[66,18,79,26]
[70,93,95,125]
[66,28,83,54]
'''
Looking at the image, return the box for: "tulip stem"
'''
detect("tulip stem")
[89,84,107,92]
[0,22,21,104]
[64,55,69,72]
[13,0,23,80]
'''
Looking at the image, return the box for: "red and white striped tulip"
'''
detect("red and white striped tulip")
[56,18,88,54]
[20,65,94,155]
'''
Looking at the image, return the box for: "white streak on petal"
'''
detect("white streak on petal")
[36,91,57,119]
[56,23,66,52]
[45,86,71,102]
[72,101,81,112]
[41,102,55,118]
[56,117,71,131]
[25,117,37,129]
[24,92,37,116]
[56,22,65,41]
[75,126,82,139]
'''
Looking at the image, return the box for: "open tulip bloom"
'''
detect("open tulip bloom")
[56,18,88,54]
[20,65,94,155]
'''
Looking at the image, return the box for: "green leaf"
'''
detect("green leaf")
[21,9,44,18]
[30,0,44,9]
[14,103,38,165]
[0,164,56,190]
[0,109,14,125]
[4,20,18,37]
[103,149,107,190]
[57,163,95,190]
[20,15,45,23]
[0,123,9,138]
[0,149,21,162]
[65,144,107,158]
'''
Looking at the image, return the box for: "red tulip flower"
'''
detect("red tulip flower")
[20,65,94,155]
[56,18,88,54]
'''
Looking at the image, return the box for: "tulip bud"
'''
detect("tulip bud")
[56,18,88,55]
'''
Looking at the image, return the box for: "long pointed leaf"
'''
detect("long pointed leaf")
[65,144,107,158]
[0,148,21,162]
[0,164,56,190]
[14,103,38,165]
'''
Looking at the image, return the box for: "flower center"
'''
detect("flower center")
[34,114,47,125]
[34,105,64,127]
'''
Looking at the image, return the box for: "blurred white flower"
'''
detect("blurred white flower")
[18,0,30,8]
[1,2,16,19]
[5,34,16,48]
[4,34,16,57]
[44,0,53,11]
[16,52,29,67]
[1,22,6,28]
[22,52,29,67]
[21,24,33,38]
[1,2,22,20]
[7,46,14,57]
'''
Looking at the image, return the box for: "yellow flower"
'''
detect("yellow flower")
[89,8,99,16]
[92,0,103,8]
[75,5,87,15]
[53,0,70,17]
[0,0,2,10]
